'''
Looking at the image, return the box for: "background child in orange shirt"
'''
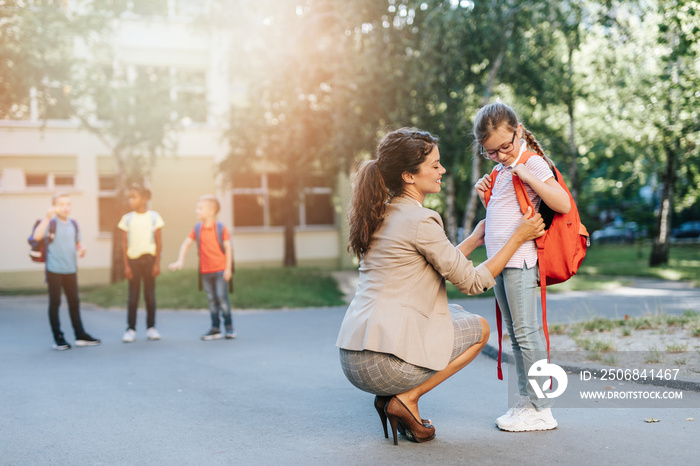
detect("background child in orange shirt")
[169,195,235,340]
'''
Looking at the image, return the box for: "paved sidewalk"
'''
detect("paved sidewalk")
[1,292,699,465]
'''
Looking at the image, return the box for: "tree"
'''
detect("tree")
[1,1,190,281]
[79,62,183,282]
[0,0,108,119]
[648,0,700,265]
[220,0,371,266]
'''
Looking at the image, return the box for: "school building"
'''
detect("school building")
[0,4,351,290]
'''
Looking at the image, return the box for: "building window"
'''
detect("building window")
[233,193,265,227]
[98,175,120,233]
[24,173,76,189]
[98,197,121,233]
[304,190,334,225]
[37,85,72,120]
[231,173,334,229]
[54,175,75,187]
[25,174,49,188]
[98,175,118,191]
[177,70,207,123]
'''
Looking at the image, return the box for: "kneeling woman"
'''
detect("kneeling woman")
[336,128,544,445]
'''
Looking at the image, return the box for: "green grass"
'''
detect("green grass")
[563,311,700,337]
[575,337,615,353]
[665,343,688,353]
[80,267,345,310]
[645,347,663,364]
[0,287,47,296]
[579,243,700,285]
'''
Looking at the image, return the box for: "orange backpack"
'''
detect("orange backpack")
[483,151,590,379]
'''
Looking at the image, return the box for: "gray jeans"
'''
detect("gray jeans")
[494,264,550,410]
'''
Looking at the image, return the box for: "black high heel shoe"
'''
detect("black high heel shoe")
[385,396,436,445]
[374,395,433,440]
[374,396,390,438]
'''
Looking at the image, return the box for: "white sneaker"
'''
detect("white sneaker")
[497,402,557,432]
[146,327,161,341]
[496,395,530,426]
[122,329,136,343]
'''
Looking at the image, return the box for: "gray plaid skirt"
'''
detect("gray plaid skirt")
[339,304,483,396]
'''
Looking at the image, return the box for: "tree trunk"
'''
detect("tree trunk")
[283,177,298,267]
[649,142,676,266]
[110,151,128,283]
[444,173,457,242]
[566,45,579,200]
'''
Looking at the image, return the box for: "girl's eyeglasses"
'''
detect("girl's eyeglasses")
[480,131,517,159]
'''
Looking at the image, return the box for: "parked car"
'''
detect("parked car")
[671,221,700,241]
[591,222,637,245]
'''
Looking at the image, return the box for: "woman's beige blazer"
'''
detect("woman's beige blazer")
[336,196,496,371]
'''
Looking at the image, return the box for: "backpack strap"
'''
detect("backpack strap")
[194,222,203,251]
[496,299,503,380]
[194,222,203,291]
[125,212,134,246]
[150,211,158,244]
[215,222,225,253]
[217,222,234,293]
[483,167,499,207]
[70,219,79,244]
[214,221,234,292]
[47,218,57,244]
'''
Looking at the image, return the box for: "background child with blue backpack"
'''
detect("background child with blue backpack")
[169,195,235,341]
[118,185,164,343]
[30,193,101,350]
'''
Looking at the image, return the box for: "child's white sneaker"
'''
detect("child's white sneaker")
[496,402,557,432]
[496,395,530,426]
[122,329,136,343]
[146,327,161,341]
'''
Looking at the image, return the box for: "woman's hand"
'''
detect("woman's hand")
[515,207,545,242]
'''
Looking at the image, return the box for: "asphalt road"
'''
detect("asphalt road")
[1,286,699,465]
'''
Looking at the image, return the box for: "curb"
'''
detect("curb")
[481,342,700,393]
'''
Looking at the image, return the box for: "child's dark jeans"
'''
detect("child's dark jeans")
[127,254,157,330]
[202,271,233,330]
[47,271,86,340]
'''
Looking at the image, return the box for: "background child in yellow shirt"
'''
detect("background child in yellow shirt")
[118,186,164,343]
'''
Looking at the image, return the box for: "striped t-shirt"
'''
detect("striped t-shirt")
[485,152,553,269]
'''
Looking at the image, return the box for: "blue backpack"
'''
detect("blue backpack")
[28,218,78,263]
[193,221,234,293]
